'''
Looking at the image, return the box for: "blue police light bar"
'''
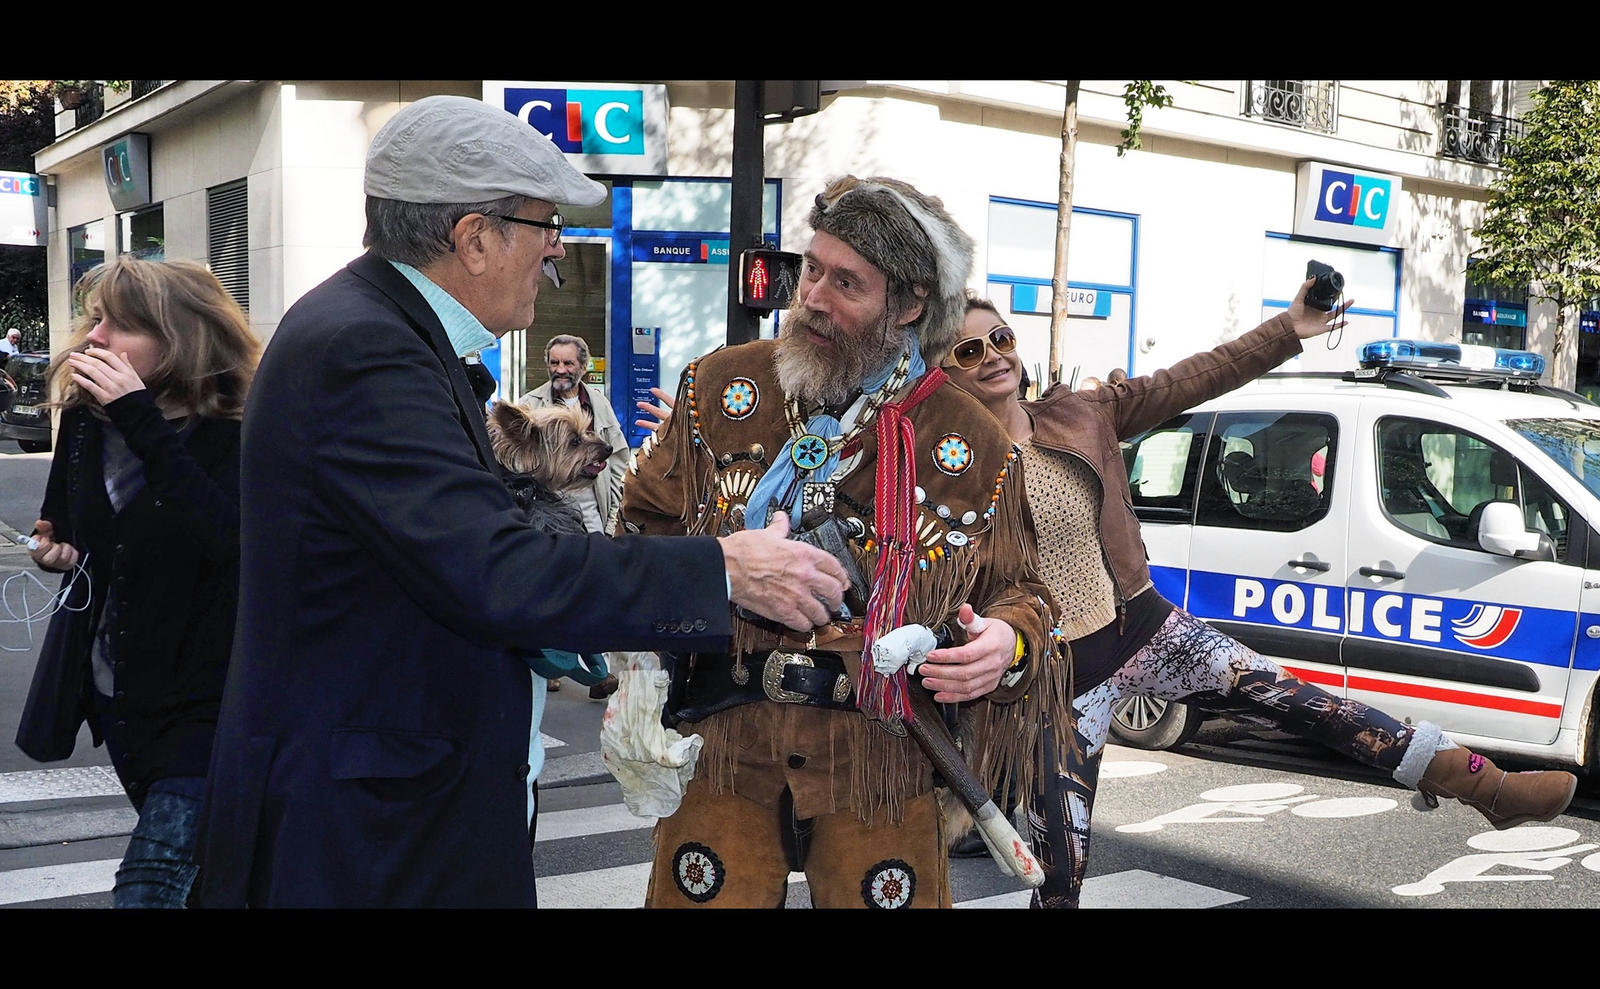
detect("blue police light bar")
[1357,339,1545,380]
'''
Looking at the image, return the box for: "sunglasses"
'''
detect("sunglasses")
[949,325,1018,370]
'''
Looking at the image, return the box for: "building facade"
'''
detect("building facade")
[31,79,1556,447]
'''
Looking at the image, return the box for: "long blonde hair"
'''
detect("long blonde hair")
[50,258,262,419]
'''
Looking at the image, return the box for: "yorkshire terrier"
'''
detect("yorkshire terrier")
[486,400,613,536]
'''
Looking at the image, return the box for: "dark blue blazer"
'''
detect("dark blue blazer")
[196,253,729,907]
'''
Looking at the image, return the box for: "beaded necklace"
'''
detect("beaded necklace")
[781,348,912,471]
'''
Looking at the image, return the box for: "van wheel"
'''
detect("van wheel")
[1109,697,1202,750]
[18,440,49,453]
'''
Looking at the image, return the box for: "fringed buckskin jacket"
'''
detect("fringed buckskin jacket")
[620,340,1055,823]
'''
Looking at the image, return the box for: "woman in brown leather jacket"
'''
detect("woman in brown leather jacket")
[944,280,1577,909]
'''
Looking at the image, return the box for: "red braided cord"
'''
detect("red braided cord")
[857,369,947,722]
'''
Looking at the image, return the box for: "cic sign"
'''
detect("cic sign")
[483,81,669,176]
[1293,161,1402,247]
[1,170,48,247]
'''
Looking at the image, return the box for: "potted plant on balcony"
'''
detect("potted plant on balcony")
[53,81,89,108]
[52,80,130,110]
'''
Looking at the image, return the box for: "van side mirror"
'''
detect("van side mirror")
[1476,501,1555,561]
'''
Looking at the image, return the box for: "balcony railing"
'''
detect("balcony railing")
[1439,104,1523,165]
[62,80,171,131]
[69,83,106,129]
[1244,80,1337,134]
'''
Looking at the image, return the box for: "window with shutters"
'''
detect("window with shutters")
[207,179,248,311]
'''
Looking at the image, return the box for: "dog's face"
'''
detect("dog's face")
[487,401,612,492]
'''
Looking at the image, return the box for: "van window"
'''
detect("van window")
[1124,412,1210,523]
[1377,416,1574,562]
[1195,412,1336,532]
[1507,416,1600,501]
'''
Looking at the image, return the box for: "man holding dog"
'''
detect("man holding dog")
[521,333,632,698]
[620,175,1054,908]
[196,95,848,908]
[520,333,630,537]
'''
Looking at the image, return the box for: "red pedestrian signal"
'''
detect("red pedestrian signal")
[739,248,801,311]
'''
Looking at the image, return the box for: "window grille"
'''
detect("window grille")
[207,180,249,311]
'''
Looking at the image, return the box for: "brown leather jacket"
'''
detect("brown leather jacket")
[1022,313,1303,623]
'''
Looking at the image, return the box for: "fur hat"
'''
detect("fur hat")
[807,175,975,361]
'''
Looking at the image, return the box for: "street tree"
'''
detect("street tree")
[1048,81,1179,388]
[1471,79,1600,390]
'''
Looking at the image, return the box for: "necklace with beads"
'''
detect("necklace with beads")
[783,348,912,470]
[774,348,911,523]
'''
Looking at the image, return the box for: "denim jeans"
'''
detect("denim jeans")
[114,775,205,909]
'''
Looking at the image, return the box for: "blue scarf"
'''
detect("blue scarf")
[746,333,925,528]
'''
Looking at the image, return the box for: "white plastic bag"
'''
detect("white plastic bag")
[599,651,703,818]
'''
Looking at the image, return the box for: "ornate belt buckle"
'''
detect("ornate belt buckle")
[762,650,813,703]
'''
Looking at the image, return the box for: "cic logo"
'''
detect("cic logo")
[0,174,40,196]
[504,88,645,156]
[1314,169,1392,230]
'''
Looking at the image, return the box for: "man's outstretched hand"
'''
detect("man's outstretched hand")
[719,511,848,632]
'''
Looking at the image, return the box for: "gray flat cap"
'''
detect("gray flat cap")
[364,95,607,208]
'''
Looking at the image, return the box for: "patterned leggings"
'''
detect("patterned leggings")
[1029,607,1432,909]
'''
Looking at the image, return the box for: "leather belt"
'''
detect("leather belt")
[759,650,854,705]
[670,651,857,724]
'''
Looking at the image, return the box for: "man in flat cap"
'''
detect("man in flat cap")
[621,175,1053,908]
[195,95,847,908]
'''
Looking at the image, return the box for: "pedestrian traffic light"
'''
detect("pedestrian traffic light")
[739,248,802,311]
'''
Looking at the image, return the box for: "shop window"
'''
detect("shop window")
[68,220,105,311]
[207,180,248,312]
[1462,258,1526,350]
[985,198,1138,393]
[118,206,164,260]
[1261,234,1399,368]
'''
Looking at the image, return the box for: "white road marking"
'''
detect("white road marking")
[0,858,119,906]
[0,767,124,805]
[535,802,655,842]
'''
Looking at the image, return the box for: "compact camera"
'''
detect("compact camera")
[1305,260,1345,312]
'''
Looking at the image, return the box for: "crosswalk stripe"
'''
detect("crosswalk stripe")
[956,870,1248,909]
[535,802,654,842]
[537,862,651,909]
[0,754,1250,908]
[0,858,119,906]
[0,857,1244,909]
[0,766,124,804]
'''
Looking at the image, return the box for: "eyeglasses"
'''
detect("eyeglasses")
[484,211,564,245]
[949,325,1018,370]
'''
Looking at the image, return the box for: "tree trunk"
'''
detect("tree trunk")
[1048,80,1080,389]
[1554,304,1574,389]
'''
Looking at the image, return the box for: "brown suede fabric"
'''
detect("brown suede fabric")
[646,777,950,909]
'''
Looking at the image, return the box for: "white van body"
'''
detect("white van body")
[1121,343,1600,771]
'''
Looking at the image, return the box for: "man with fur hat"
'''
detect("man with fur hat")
[196,95,848,908]
[620,175,1054,909]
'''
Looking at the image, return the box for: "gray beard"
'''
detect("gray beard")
[550,375,578,396]
[773,306,907,408]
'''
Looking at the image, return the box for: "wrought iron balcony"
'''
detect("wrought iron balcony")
[1439,104,1522,165]
[69,83,106,128]
[1244,80,1337,133]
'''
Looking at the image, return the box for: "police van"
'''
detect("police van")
[1115,339,1600,774]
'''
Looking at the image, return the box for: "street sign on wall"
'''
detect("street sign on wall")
[0,171,47,247]
[483,81,669,176]
[1293,161,1403,248]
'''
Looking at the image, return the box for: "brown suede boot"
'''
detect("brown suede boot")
[1415,747,1577,830]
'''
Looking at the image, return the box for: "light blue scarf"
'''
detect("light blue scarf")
[746,332,925,528]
